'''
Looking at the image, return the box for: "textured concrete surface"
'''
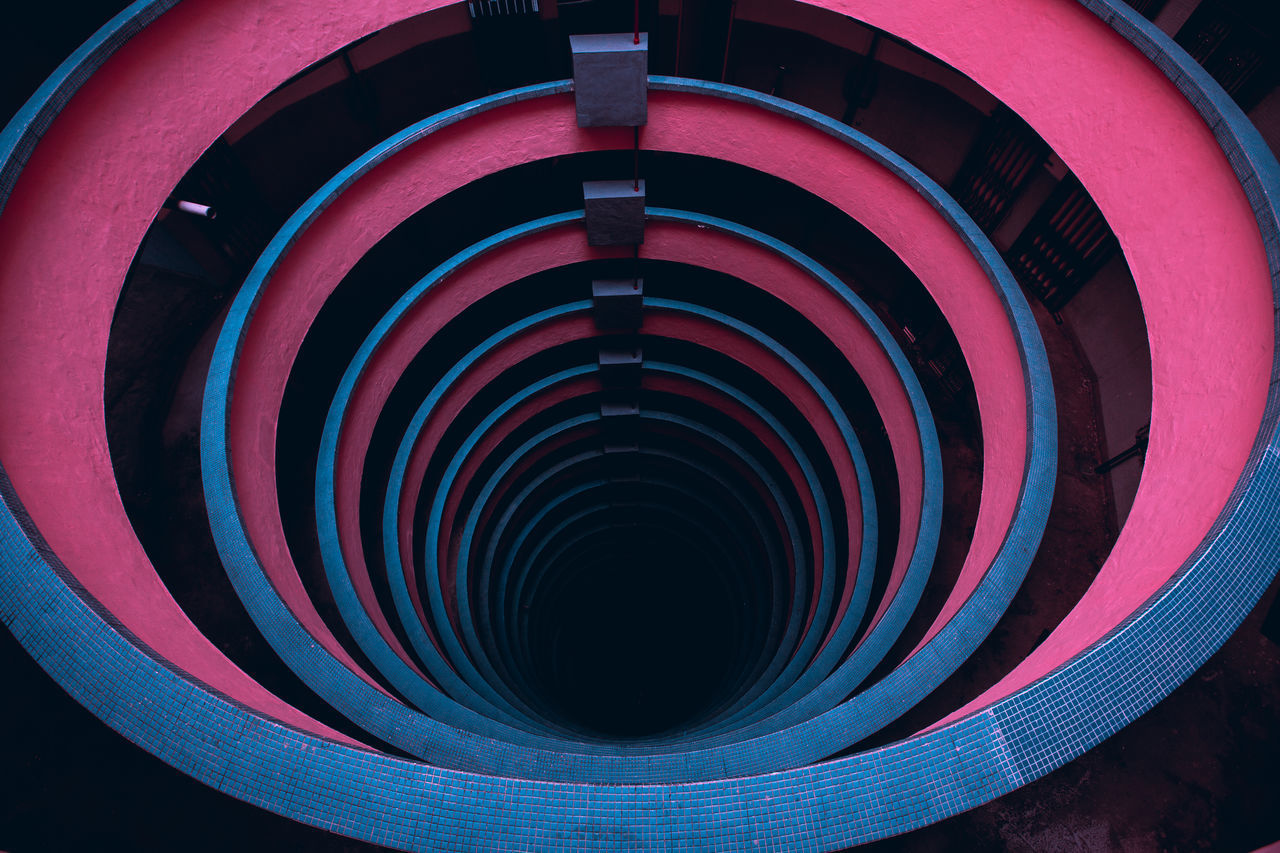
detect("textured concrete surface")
[2,0,1278,849]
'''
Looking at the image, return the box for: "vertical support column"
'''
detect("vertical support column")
[601,401,641,478]
[572,31,650,473]
[593,289,643,467]
[598,346,643,456]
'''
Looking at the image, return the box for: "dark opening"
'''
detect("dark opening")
[529,524,740,738]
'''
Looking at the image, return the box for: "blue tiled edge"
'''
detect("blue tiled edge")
[0,0,1274,849]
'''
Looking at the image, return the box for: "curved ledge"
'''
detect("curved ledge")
[1,0,1272,848]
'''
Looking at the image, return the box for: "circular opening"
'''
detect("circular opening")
[529,524,745,738]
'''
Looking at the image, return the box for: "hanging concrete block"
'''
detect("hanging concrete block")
[591,278,643,330]
[600,397,640,457]
[602,441,640,455]
[598,346,643,387]
[583,179,646,245]
[600,400,640,418]
[602,447,641,483]
[570,33,649,127]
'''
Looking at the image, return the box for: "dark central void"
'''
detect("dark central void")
[528,524,743,738]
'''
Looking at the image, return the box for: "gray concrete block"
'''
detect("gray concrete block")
[583,179,645,246]
[599,346,643,387]
[600,400,640,418]
[591,278,643,330]
[600,397,640,454]
[571,33,648,127]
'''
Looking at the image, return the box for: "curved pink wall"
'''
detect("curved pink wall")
[313,225,907,666]
[386,308,855,655]
[0,0,1266,748]
[817,0,1272,710]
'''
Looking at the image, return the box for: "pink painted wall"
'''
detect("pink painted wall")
[0,0,1266,742]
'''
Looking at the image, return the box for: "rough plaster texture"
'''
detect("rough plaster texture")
[0,0,1275,846]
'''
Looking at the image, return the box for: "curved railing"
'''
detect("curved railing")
[0,0,1276,848]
